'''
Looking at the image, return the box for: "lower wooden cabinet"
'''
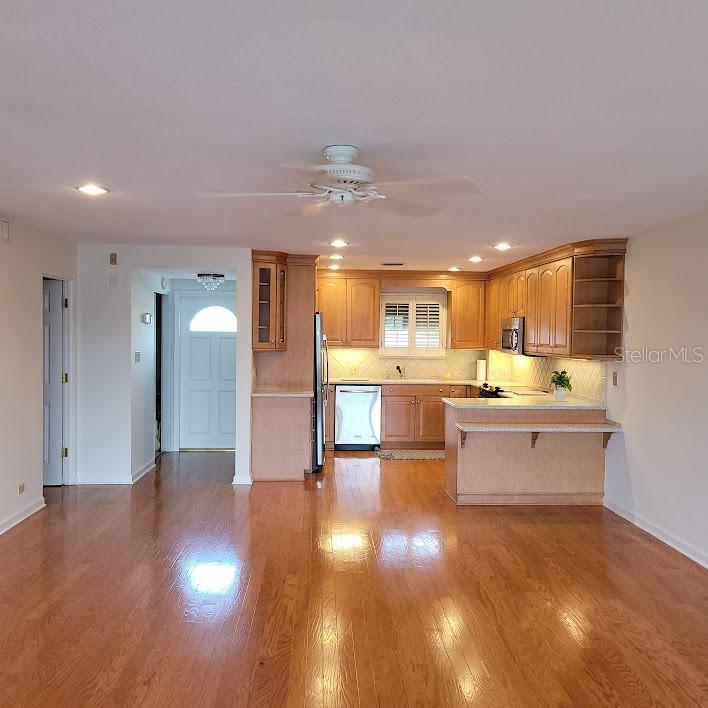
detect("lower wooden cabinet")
[414,396,446,442]
[381,396,416,441]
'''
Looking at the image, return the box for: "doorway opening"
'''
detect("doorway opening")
[42,277,69,486]
[155,292,163,458]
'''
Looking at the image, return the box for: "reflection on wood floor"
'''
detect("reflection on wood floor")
[1,451,707,705]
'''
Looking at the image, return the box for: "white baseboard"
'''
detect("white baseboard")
[0,497,46,536]
[604,500,708,570]
[132,460,156,483]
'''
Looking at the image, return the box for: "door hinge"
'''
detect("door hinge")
[62,297,69,309]
[61,447,69,458]
[62,372,69,384]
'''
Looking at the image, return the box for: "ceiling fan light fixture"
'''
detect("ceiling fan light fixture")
[495,242,512,251]
[196,273,225,291]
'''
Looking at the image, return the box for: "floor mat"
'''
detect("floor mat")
[375,448,445,460]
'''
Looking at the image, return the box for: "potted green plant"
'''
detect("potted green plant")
[550,370,572,401]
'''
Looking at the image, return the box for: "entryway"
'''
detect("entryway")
[177,293,238,450]
[42,278,69,486]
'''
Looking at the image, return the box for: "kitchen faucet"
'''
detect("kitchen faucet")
[396,365,405,379]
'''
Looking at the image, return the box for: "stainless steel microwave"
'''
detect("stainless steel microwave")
[501,317,524,355]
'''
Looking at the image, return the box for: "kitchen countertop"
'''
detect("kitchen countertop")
[442,395,606,410]
[252,390,314,398]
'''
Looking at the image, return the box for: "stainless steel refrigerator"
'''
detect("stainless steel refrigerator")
[312,312,328,471]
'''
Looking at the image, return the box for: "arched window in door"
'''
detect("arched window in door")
[189,306,238,333]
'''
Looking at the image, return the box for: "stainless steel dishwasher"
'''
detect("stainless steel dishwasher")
[334,385,382,449]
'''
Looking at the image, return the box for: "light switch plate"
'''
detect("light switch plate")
[135,351,141,363]
[612,371,618,386]
[0,219,9,243]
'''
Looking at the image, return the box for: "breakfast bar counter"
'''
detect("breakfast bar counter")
[443,395,620,505]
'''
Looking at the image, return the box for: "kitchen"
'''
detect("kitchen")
[251,238,625,505]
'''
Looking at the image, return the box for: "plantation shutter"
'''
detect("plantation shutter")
[383,302,409,348]
[414,302,441,349]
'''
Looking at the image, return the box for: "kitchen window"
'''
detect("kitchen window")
[380,293,446,357]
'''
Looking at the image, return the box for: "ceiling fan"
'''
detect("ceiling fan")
[196,145,479,218]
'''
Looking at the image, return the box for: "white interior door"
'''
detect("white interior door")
[43,279,64,485]
[179,296,237,449]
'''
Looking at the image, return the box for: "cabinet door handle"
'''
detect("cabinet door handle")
[411,400,415,405]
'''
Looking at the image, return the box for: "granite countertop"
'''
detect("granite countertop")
[252,390,314,398]
[442,395,606,410]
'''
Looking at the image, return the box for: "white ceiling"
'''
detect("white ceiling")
[2,2,708,270]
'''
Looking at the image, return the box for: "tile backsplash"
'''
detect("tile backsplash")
[488,350,607,402]
[328,348,486,381]
[328,347,607,401]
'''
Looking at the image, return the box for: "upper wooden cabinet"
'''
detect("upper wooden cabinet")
[485,278,501,349]
[316,278,347,345]
[450,280,485,349]
[253,253,287,351]
[533,257,573,356]
[347,278,380,347]
[316,276,380,347]
[524,267,539,353]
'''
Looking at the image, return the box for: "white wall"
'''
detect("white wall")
[0,221,76,533]
[606,211,708,568]
[130,269,167,481]
[77,244,252,485]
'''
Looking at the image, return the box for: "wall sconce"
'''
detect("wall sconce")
[141,313,153,324]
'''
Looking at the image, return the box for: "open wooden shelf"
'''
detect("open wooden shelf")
[572,252,625,357]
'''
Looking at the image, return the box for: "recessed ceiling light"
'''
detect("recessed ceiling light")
[329,254,343,260]
[468,255,482,263]
[448,266,461,272]
[494,242,512,251]
[328,264,341,270]
[77,183,108,196]
[329,239,349,248]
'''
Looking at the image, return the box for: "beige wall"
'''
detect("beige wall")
[0,221,76,533]
[606,211,708,567]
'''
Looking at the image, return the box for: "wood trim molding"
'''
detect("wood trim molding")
[487,238,628,279]
[315,239,627,282]
[286,254,319,266]
[252,250,288,263]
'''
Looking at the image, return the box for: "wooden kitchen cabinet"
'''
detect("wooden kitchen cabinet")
[316,276,380,347]
[485,277,501,349]
[415,396,446,442]
[536,257,572,356]
[253,253,288,350]
[524,267,539,353]
[449,386,468,397]
[346,278,380,347]
[509,271,526,316]
[317,278,347,346]
[381,396,416,442]
[450,280,485,349]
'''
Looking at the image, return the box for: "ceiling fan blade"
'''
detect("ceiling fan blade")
[279,162,323,173]
[196,191,317,198]
[375,197,440,218]
[376,176,481,195]
[285,201,329,217]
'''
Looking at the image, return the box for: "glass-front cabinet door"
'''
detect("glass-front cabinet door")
[252,255,288,351]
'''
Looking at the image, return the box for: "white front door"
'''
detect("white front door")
[43,279,64,485]
[179,296,237,449]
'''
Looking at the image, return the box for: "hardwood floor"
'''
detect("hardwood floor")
[1,452,707,706]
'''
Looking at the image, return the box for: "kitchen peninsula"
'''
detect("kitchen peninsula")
[443,395,621,505]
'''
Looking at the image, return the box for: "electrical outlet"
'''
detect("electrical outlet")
[18,483,25,495]
[612,371,618,387]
